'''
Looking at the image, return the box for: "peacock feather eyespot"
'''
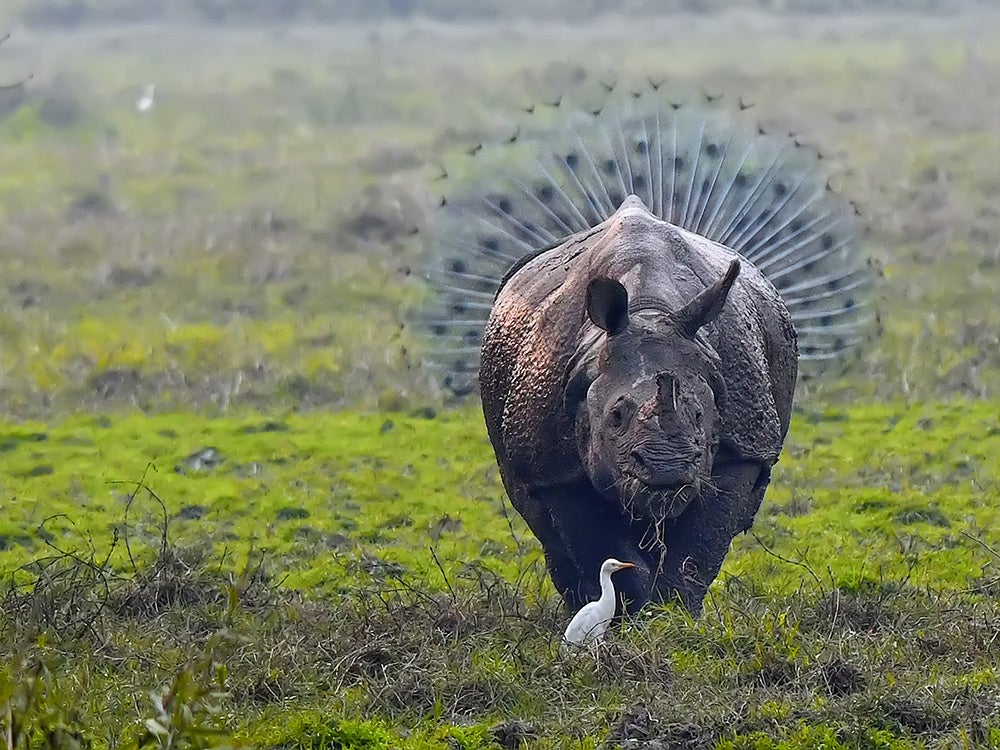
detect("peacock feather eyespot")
[536,184,556,203]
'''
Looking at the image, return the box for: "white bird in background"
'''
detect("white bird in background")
[135,84,156,114]
[561,558,635,650]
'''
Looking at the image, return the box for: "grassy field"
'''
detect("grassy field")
[2,8,1000,749]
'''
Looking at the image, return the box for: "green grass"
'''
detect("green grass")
[1,400,999,598]
[2,9,1000,748]
[0,405,520,590]
[3,401,1000,747]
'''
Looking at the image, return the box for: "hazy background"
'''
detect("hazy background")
[5,0,992,25]
[0,1,998,417]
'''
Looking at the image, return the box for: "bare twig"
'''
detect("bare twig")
[960,529,1000,561]
[429,546,456,602]
[751,533,826,596]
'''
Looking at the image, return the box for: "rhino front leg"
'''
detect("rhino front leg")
[534,485,652,613]
[652,457,770,613]
[510,489,583,604]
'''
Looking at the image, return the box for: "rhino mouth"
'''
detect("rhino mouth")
[622,475,700,520]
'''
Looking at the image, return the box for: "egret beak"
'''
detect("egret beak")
[618,562,635,570]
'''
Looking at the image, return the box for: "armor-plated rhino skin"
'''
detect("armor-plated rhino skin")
[480,197,796,612]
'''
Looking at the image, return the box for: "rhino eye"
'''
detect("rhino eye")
[608,399,632,430]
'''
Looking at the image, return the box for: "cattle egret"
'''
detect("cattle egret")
[561,558,634,650]
[136,84,156,113]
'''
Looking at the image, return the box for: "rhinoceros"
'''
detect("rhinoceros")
[480,197,797,612]
[420,81,874,613]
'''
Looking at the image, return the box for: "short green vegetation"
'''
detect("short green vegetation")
[2,400,999,601]
[4,403,1000,748]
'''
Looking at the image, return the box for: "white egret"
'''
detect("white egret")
[136,84,156,113]
[561,558,634,650]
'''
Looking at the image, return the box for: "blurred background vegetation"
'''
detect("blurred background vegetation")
[0,7,997,417]
[6,0,996,26]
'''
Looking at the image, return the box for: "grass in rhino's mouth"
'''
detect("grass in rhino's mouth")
[621,475,699,523]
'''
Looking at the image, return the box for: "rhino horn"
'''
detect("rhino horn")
[586,277,629,336]
[675,259,741,338]
[656,372,678,416]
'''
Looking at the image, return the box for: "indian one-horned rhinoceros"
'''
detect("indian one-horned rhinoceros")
[480,197,796,613]
[418,79,875,614]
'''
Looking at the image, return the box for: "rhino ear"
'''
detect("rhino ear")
[675,259,741,338]
[587,277,630,336]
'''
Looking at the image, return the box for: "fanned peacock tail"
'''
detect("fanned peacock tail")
[417,77,877,396]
